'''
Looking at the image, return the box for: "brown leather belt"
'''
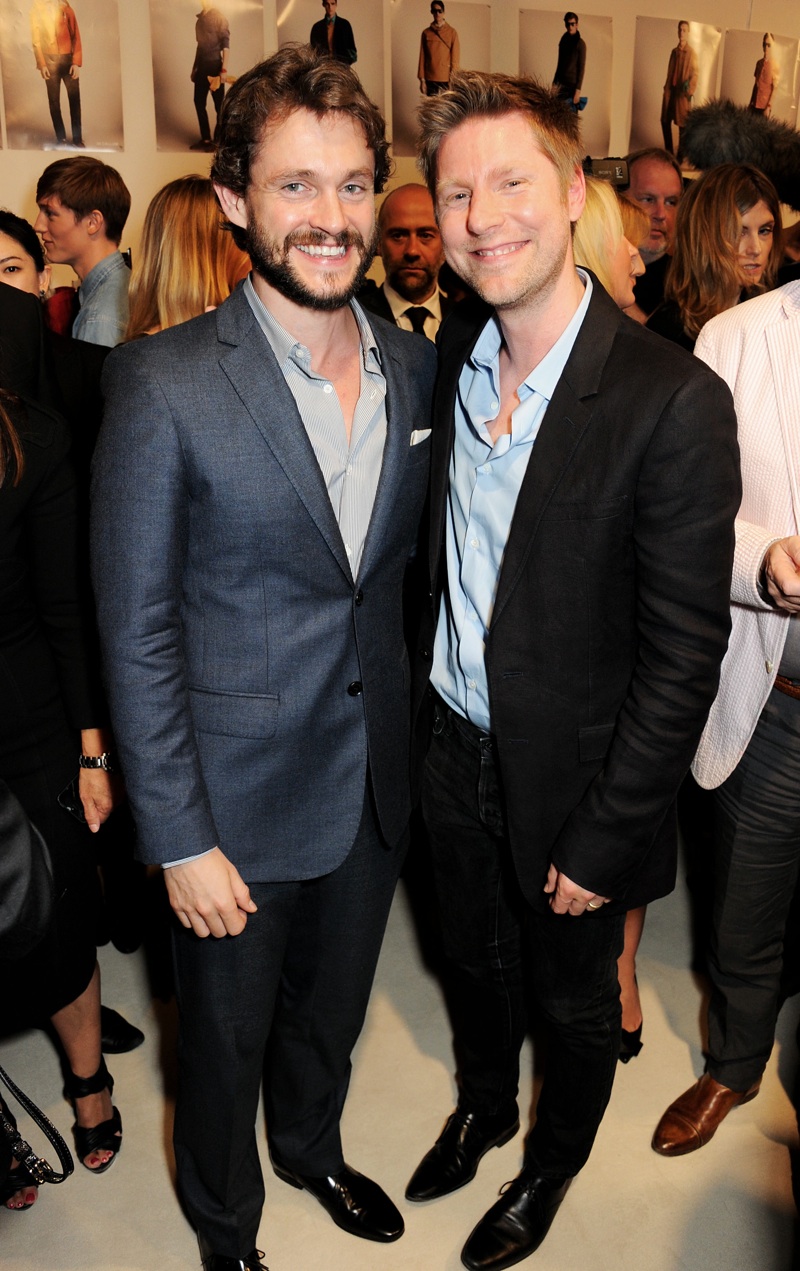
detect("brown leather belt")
[774,674,800,701]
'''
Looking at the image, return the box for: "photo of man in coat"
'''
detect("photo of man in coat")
[661,20,698,156]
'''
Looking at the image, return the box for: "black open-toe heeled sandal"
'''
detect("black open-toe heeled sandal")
[64,1058,122,1174]
[1,1159,39,1210]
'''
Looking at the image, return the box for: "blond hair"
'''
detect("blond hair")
[126,176,249,340]
[417,71,583,201]
[572,177,624,294]
[618,196,650,249]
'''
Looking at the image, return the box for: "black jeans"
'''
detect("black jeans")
[193,57,225,141]
[422,695,625,1179]
[44,54,82,144]
[707,687,800,1090]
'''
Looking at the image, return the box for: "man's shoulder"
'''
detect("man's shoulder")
[698,283,800,357]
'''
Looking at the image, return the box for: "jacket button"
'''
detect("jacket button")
[420,647,431,662]
[355,589,364,606]
[766,660,774,674]
[347,681,363,696]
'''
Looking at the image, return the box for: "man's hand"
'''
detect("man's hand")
[164,848,257,939]
[763,537,800,612]
[573,89,581,104]
[544,864,611,915]
[40,67,50,80]
[419,78,426,95]
[69,64,80,79]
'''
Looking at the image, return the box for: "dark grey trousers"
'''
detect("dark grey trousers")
[172,790,405,1258]
[707,686,800,1090]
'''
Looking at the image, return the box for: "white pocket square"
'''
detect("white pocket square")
[410,429,431,446]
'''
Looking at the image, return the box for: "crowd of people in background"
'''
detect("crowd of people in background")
[2,40,800,1271]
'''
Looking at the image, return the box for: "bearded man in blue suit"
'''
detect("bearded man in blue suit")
[91,47,434,1271]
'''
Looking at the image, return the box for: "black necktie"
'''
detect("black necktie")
[405,306,431,335]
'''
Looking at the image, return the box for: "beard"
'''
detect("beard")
[245,221,377,312]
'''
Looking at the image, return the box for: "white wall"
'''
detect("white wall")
[0,0,797,278]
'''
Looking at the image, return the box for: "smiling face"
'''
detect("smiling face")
[627,157,682,257]
[434,111,584,316]
[379,185,444,304]
[215,108,377,314]
[736,198,775,287]
[0,230,51,296]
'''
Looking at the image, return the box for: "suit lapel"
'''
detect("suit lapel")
[767,291,800,531]
[492,284,621,625]
[358,325,414,580]
[215,290,352,579]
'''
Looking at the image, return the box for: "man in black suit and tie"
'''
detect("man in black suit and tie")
[358,183,448,342]
[406,71,741,1270]
[91,46,434,1271]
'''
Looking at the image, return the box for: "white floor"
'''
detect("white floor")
[1,864,799,1271]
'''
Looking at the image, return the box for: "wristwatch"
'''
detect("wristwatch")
[78,751,118,773]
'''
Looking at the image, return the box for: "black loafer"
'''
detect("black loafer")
[406,1108,520,1201]
[198,1233,268,1269]
[100,1006,145,1054]
[461,1170,572,1271]
[272,1159,404,1242]
[200,1248,268,1270]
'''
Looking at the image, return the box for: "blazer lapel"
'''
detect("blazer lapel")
[767,291,800,532]
[215,290,352,580]
[492,282,622,627]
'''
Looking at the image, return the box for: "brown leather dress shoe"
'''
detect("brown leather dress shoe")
[652,1072,761,1156]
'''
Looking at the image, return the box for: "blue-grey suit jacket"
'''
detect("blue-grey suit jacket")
[91,287,436,878]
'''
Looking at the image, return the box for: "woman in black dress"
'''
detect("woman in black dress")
[0,385,123,1208]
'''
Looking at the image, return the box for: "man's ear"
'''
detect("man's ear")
[214,184,248,231]
[84,208,106,239]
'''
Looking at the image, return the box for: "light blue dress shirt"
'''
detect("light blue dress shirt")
[431,271,593,733]
[72,251,130,348]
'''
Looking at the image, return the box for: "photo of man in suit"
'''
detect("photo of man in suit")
[358,183,447,341]
[190,0,230,152]
[91,45,435,1271]
[407,71,741,1270]
[310,0,357,65]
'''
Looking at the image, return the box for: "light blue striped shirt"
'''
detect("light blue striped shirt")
[431,271,593,732]
[244,277,387,579]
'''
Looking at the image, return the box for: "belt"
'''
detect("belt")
[774,674,800,701]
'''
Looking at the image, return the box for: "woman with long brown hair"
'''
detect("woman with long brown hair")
[647,163,782,351]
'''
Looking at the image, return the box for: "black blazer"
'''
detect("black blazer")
[309,16,357,63]
[413,279,741,913]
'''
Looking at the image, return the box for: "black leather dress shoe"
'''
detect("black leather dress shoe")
[272,1159,404,1242]
[100,1006,145,1054]
[198,1234,268,1269]
[201,1254,268,1271]
[461,1170,572,1271]
[406,1108,520,1202]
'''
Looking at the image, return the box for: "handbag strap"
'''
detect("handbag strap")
[0,1064,74,1185]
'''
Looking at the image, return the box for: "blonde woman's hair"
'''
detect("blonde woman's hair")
[618,195,650,250]
[126,175,249,340]
[572,176,624,294]
[665,163,782,341]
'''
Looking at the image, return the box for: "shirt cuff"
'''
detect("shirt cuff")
[162,847,217,869]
